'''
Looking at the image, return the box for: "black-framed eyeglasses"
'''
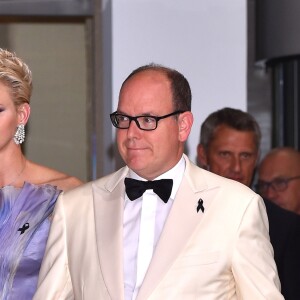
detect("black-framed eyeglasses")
[110,110,185,131]
[255,175,300,195]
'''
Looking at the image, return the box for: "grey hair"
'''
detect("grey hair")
[200,107,261,151]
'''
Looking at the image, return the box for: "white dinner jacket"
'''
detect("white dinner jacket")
[34,155,283,300]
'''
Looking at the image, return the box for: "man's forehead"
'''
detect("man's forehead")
[122,69,169,88]
[262,155,298,175]
[212,126,256,143]
[214,124,255,136]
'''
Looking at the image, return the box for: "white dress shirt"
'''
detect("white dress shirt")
[123,156,185,300]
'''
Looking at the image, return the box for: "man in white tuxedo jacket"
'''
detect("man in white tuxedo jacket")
[34,64,283,300]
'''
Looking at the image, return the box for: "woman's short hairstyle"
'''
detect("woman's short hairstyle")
[0,48,32,107]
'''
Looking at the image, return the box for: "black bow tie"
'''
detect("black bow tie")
[124,178,173,203]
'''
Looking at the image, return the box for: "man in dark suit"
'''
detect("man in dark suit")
[264,199,300,300]
[257,147,300,215]
[197,107,300,300]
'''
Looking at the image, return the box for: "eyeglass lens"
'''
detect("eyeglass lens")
[257,175,300,194]
[110,110,184,131]
[114,115,157,130]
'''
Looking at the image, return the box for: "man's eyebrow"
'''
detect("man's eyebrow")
[116,111,155,116]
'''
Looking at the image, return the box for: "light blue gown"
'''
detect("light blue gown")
[0,182,60,300]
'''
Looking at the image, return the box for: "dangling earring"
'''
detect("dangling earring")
[14,124,25,144]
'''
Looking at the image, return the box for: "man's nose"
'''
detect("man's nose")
[262,184,277,200]
[127,119,141,137]
[231,157,242,172]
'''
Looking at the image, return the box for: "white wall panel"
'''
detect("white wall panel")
[110,0,246,163]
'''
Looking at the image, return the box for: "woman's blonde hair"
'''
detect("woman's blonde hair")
[0,48,32,107]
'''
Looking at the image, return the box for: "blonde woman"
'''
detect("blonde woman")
[0,48,83,300]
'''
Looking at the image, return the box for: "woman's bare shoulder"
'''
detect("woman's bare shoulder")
[26,161,84,191]
[47,175,84,191]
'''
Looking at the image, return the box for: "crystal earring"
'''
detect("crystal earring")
[14,124,25,144]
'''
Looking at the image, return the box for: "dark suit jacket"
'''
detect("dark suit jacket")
[264,199,300,300]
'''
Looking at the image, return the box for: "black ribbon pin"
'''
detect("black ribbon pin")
[18,222,29,235]
[196,198,205,213]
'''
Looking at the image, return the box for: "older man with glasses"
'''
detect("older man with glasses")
[34,65,283,300]
[257,147,300,215]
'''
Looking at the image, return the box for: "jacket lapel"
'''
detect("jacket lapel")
[93,167,129,300]
[92,158,220,300]
[137,159,218,299]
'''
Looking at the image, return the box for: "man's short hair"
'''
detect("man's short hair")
[121,63,192,112]
[200,107,261,151]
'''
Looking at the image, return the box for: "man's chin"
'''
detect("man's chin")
[228,176,246,185]
[127,160,147,175]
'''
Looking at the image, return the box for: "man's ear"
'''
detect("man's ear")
[17,103,30,125]
[197,144,208,168]
[178,111,193,142]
